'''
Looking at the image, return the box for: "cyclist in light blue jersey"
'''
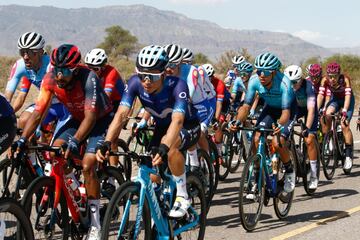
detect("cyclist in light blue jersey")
[164,44,210,170]
[284,65,319,190]
[4,32,69,132]
[230,52,296,193]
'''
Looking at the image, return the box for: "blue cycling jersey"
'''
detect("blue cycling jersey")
[0,94,14,118]
[245,71,294,109]
[121,75,199,126]
[294,79,316,109]
[6,55,51,93]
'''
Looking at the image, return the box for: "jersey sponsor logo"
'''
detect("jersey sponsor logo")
[145,107,173,119]
[179,92,187,99]
[168,79,175,86]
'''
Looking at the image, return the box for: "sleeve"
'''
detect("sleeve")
[20,76,31,93]
[5,61,25,93]
[281,79,294,110]
[119,75,138,108]
[104,68,120,93]
[215,78,225,102]
[244,77,257,105]
[34,74,53,115]
[231,78,240,94]
[84,72,104,113]
[172,80,189,115]
[306,80,316,109]
[344,76,352,96]
[318,77,327,96]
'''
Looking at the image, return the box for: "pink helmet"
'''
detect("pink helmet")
[326,62,341,74]
[309,64,322,77]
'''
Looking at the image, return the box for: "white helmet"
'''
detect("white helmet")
[202,63,215,77]
[284,65,303,83]
[182,48,194,62]
[164,44,183,64]
[136,45,169,72]
[305,64,313,75]
[85,48,108,66]
[17,32,45,50]
[232,55,245,65]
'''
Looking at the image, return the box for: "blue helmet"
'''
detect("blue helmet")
[136,45,169,72]
[237,61,253,73]
[254,52,281,70]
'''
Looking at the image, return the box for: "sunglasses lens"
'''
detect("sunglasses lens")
[54,67,72,76]
[257,70,272,77]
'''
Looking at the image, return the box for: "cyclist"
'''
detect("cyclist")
[202,63,230,161]
[5,32,69,131]
[284,65,319,189]
[0,94,17,155]
[317,62,355,171]
[164,44,210,169]
[96,45,201,218]
[224,55,245,88]
[12,44,113,239]
[85,48,125,193]
[230,52,296,193]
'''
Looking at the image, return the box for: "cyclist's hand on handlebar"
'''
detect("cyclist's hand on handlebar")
[302,126,309,138]
[96,141,111,163]
[11,137,27,158]
[64,137,80,160]
[151,144,169,166]
[272,122,284,135]
[228,120,241,132]
[341,109,348,124]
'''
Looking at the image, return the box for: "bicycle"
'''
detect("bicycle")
[290,119,320,195]
[101,150,206,240]
[321,113,348,179]
[20,144,125,239]
[0,197,34,239]
[238,126,295,231]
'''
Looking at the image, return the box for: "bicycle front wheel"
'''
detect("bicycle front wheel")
[238,154,264,232]
[0,197,34,240]
[101,181,151,240]
[321,131,337,180]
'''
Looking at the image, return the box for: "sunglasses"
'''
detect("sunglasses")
[53,67,75,77]
[19,49,39,57]
[328,74,339,79]
[256,69,273,77]
[137,71,164,82]
[88,66,102,72]
[167,62,178,69]
[239,72,249,77]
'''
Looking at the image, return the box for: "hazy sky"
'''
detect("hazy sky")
[1,0,358,48]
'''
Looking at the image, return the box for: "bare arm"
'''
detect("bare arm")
[73,110,97,142]
[12,91,28,113]
[105,106,131,144]
[278,109,290,126]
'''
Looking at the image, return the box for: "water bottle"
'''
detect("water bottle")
[246,131,253,143]
[266,156,273,176]
[337,125,342,133]
[271,154,278,191]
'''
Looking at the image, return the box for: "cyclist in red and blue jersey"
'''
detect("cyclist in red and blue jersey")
[284,65,319,190]
[5,32,69,133]
[230,52,296,193]
[97,45,201,219]
[12,44,113,239]
[164,44,210,170]
[317,62,355,172]
[0,94,16,155]
[197,63,216,124]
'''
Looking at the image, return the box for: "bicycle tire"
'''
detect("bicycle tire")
[101,181,151,240]
[238,154,264,232]
[229,132,243,173]
[321,131,337,180]
[208,140,219,194]
[197,149,214,212]
[218,130,231,181]
[117,138,132,181]
[301,140,321,195]
[0,197,34,240]
[21,176,70,239]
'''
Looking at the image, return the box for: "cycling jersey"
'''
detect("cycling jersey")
[231,77,247,95]
[6,55,51,93]
[294,79,316,109]
[305,76,321,96]
[0,93,14,118]
[35,66,113,121]
[321,74,352,99]
[245,71,295,110]
[225,69,236,86]
[211,76,226,102]
[198,66,216,100]
[98,65,125,102]
[121,75,199,126]
[179,64,208,105]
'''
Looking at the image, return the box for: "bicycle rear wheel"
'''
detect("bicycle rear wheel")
[321,131,337,180]
[238,154,264,232]
[208,140,219,194]
[0,197,34,240]
[197,149,214,210]
[101,181,151,240]
[302,141,320,195]
[229,131,244,173]
[21,176,70,239]
[219,130,232,181]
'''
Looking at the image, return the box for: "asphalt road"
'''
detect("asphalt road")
[205,120,360,240]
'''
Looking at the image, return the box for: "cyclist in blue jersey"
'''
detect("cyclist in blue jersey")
[164,44,210,169]
[284,65,319,189]
[4,32,69,132]
[0,94,17,155]
[230,52,296,193]
[97,45,201,218]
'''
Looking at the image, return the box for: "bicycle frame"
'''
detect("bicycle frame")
[119,163,200,239]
